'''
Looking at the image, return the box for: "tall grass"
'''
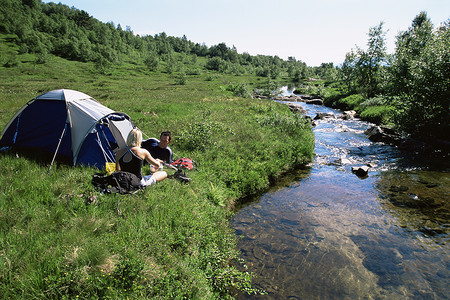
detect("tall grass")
[0,36,314,298]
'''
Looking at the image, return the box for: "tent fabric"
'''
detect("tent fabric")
[109,117,135,149]
[68,99,115,159]
[36,89,91,102]
[0,89,135,169]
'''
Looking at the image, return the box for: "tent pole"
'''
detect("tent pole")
[48,123,67,173]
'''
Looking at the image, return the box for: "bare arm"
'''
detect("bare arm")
[140,148,161,169]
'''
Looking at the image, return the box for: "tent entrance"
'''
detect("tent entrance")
[75,113,134,168]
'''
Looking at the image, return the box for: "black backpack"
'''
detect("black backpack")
[92,171,142,194]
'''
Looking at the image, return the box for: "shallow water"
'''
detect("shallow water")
[231,100,449,299]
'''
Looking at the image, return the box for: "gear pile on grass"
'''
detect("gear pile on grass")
[166,158,196,184]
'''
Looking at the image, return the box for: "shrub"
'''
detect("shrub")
[205,57,228,72]
[336,94,365,110]
[227,82,252,98]
[144,55,159,71]
[359,105,394,124]
[35,50,49,64]
[359,95,387,108]
[205,74,215,81]
[255,79,279,97]
[177,118,235,152]
[185,67,201,75]
[322,88,348,106]
[94,56,113,75]
[175,71,187,85]
[4,56,19,67]
[255,111,310,135]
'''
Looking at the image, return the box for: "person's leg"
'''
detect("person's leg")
[141,171,167,186]
[152,171,167,182]
[141,175,155,186]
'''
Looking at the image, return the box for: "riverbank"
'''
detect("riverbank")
[272,87,450,161]
[232,99,449,299]
[0,51,314,298]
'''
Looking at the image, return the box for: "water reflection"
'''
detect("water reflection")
[231,100,449,299]
[376,170,449,243]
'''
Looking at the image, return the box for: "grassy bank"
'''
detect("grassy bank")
[0,37,314,298]
[294,80,395,126]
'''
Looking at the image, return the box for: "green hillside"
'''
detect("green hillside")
[0,21,314,300]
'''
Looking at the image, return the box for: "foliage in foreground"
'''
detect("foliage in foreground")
[0,44,314,298]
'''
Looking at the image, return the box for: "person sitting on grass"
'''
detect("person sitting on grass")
[116,129,167,186]
[141,131,173,163]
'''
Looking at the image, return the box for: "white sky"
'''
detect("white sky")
[46,0,449,66]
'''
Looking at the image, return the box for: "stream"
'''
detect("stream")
[231,93,449,299]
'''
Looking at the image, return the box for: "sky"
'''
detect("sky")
[46,0,449,66]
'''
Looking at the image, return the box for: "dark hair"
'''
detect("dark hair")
[160,131,172,142]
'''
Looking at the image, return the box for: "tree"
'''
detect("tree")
[209,43,228,59]
[22,0,40,9]
[155,32,172,55]
[314,63,337,82]
[389,12,434,95]
[340,50,357,92]
[205,57,228,72]
[354,22,387,97]
[72,10,93,29]
[390,13,450,139]
[144,53,159,71]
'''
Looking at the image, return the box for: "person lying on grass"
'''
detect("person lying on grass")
[116,128,167,186]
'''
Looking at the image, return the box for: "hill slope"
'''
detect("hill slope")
[0,31,314,298]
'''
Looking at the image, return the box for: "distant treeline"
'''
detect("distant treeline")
[1,0,449,140]
[0,0,311,79]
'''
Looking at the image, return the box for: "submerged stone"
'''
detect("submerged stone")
[352,166,370,177]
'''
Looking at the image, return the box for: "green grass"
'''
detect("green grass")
[319,85,394,126]
[335,94,365,111]
[359,105,394,125]
[0,34,314,299]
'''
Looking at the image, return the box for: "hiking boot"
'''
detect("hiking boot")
[169,171,191,183]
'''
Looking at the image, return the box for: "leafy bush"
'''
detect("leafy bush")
[255,79,280,97]
[3,56,18,67]
[205,57,228,72]
[322,88,348,106]
[359,105,394,124]
[35,50,49,64]
[358,95,387,108]
[227,82,252,98]
[255,111,310,135]
[144,54,159,71]
[177,118,235,152]
[175,71,187,85]
[389,13,450,139]
[185,67,201,75]
[336,94,365,110]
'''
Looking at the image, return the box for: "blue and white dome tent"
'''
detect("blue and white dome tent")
[0,89,135,169]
